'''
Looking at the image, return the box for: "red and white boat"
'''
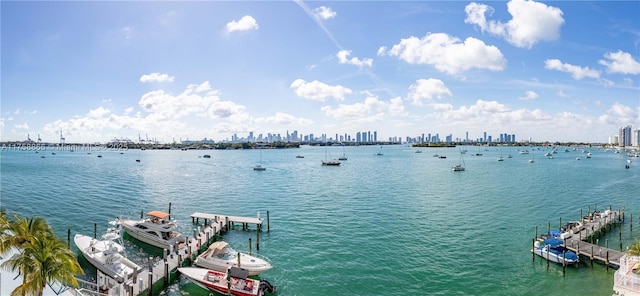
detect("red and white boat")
[178,266,276,296]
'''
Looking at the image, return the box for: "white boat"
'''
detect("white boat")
[178,266,276,296]
[194,241,272,276]
[452,150,466,171]
[338,147,348,160]
[254,150,266,171]
[74,232,141,282]
[118,211,185,250]
[532,238,579,264]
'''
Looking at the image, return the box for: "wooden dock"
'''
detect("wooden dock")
[71,211,269,296]
[534,207,627,268]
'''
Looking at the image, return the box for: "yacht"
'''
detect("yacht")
[118,211,185,250]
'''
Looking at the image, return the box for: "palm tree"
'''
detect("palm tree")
[0,209,10,255]
[628,239,640,257]
[0,214,83,296]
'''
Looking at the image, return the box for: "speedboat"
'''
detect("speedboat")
[178,266,276,296]
[118,211,185,250]
[451,164,465,171]
[74,232,141,282]
[194,241,272,276]
[532,238,579,264]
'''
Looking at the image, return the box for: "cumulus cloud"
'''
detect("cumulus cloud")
[336,50,373,67]
[464,0,564,48]
[544,59,600,80]
[320,92,404,122]
[226,15,259,33]
[139,81,245,121]
[598,50,640,75]
[312,6,336,20]
[438,99,551,124]
[381,33,506,75]
[14,123,29,129]
[519,90,538,101]
[255,112,314,126]
[407,79,452,106]
[140,73,175,83]
[290,79,352,101]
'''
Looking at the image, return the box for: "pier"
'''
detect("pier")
[533,205,628,269]
[71,210,268,296]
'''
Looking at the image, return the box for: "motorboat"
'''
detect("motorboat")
[194,241,272,276]
[118,211,185,250]
[451,164,465,171]
[74,232,141,282]
[253,164,266,171]
[532,238,579,264]
[178,266,276,296]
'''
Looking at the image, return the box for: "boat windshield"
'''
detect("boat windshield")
[216,246,237,260]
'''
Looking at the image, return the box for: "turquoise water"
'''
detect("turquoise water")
[1,145,639,295]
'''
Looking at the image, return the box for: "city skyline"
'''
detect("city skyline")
[1,1,639,144]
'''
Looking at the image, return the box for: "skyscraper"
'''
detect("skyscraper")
[619,125,632,147]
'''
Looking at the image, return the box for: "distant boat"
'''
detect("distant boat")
[338,147,348,160]
[529,153,534,163]
[203,155,211,158]
[452,150,465,172]
[497,156,504,161]
[376,146,383,156]
[296,155,304,158]
[97,154,102,158]
[322,148,340,166]
[254,149,266,171]
[415,150,422,153]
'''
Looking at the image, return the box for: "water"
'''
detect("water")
[1,145,639,295]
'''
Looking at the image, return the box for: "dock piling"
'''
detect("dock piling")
[67,229,70,248]
[249,238,252,256]
[267,210,270,231]
[94,223,97,238]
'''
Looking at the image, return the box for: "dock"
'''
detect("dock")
[533,206,628,269]
[71,210,269,296]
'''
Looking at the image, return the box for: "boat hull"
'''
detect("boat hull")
[532,247,579,264]
[119,219,183,250]
[74,234,141,281]
[194,254,272,276]
[178,267,265,296]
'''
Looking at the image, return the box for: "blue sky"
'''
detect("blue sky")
[1,1,639,143]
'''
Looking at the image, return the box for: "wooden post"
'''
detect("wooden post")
[237,252,241,267]
[141,210,144,219]
[590,246,594,268]
[547,221,550,234]
[206,230,210,246]
[532,239,535,261]
[559,217,562,231]
[606,251,609,272]
[580,209,583,223]
[249,238,252,256]
[606,238,608,249]
[546,246,550,268]
[67,229,71,248]
[147,258,153,296]
[267,210,270,231]
[225,216,230,232]
[192,216,195,224]
[562,251,566,276]
[256,226,260,251]
[168,202,172,219]
[631,213,633,233]
[163,257,169,286]
[133,267,138,284]
[588,205,591,222]
[535,225,538,240]
[94,223,97,238]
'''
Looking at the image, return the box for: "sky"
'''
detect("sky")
[1,1,639,144]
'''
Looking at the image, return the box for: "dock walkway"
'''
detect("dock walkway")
[72,211,269,296]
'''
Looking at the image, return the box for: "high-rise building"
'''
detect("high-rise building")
[619,125,632,147]
[633,129,640,147]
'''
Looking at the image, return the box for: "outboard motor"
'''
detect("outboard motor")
[259,279,276,294]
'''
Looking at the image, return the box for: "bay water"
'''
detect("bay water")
[1,145,639,296]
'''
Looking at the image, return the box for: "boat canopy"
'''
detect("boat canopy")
[543,238,564,247]
[147,211,170,219]
[228,267,249,279]
[208,241,229,252]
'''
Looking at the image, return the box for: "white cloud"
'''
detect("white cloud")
[290,79,352,101]
[465,0,564,48]
[544,59,600,80]
[312,6,336,20]
[88,106,111,118]
[336,50,373,67]
[140,73,175,83]
[255,112,314,126]
[124,107,134,115]
[226,15,259,33]
[598,50,640,75]
[388,97,406,116]
[557,90,568,98]
[407,79,452,106]
[438,99,551,124]
[14,123,29,129]
[383,33,506,75]
[519,90,538,101]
